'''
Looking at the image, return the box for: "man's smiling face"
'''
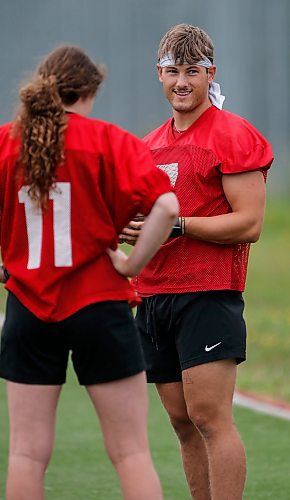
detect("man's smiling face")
[157,63,215,114]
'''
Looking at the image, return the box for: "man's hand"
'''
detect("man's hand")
[110,192,179,276]
[0,265,9,284]
[119,215,145,246]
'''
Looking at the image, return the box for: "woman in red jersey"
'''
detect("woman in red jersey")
[0,46,178,500]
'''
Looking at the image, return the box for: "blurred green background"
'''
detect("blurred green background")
[238,198,290,402]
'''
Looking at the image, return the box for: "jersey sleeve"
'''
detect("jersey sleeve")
[217,117,274,175]
[102,124,173,231]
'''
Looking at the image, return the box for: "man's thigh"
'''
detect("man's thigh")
[182,359,237,417]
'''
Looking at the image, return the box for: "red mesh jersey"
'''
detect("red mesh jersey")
[0,113,173,321]
[134,106,274,295]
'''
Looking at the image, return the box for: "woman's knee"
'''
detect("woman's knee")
[106,442,149,469]
[9,437,54,470]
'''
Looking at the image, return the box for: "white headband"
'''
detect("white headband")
[159,54,214,68]
[158,54,225,110]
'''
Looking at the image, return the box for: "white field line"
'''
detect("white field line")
[1,311,290,421]
[234,391,290,421]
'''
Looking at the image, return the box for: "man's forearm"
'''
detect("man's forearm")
[183,212,263,244]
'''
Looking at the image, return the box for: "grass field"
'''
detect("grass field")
[1,373,290,499]
[0,197,290,498]
[238,198,290,402]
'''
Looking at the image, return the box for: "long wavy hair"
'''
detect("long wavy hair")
[157,24,214,65]
[12,46,105,209]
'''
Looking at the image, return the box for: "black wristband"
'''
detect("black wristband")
[169,217,185,238]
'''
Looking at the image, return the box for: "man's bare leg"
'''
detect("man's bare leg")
[157,382,210,499]
[183,360,246,500]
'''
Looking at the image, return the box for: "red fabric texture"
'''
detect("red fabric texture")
[0,113,173,321]
[134,106,274,296]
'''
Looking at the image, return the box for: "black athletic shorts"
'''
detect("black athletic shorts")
[135,291,247,383]
[0,292,146,385]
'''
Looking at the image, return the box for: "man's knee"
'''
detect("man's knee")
[187,401,233,439]
[167,408,196,443]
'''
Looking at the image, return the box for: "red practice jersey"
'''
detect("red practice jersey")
[0,113,173,321]
[134,106,274,296]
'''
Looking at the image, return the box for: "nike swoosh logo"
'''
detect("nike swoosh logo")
[205,342,222,352]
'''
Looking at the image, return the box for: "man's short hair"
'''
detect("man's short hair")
[157,24,214,65]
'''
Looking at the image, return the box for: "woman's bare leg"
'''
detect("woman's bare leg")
[86,372,163,500]
[6,382,61,500]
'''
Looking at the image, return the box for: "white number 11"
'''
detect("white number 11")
[18,182,73,269]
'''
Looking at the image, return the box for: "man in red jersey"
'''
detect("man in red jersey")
[120,24,274,500]
[0,46,179,500]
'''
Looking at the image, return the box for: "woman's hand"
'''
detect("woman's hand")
[106,248,135,277]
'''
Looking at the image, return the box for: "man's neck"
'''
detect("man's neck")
[173,100,212,132]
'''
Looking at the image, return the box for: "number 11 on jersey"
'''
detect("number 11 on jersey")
[18,182,73,269]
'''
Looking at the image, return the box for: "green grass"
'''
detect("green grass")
[236,406,290,499]
[238,198,290,402]
[1,373,290,499]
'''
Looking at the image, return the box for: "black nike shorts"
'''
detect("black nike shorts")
[135,291,247,383]
[0,292,146,385]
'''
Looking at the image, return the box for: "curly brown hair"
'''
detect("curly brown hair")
[157,24,214,65]
[12,46,105,209]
